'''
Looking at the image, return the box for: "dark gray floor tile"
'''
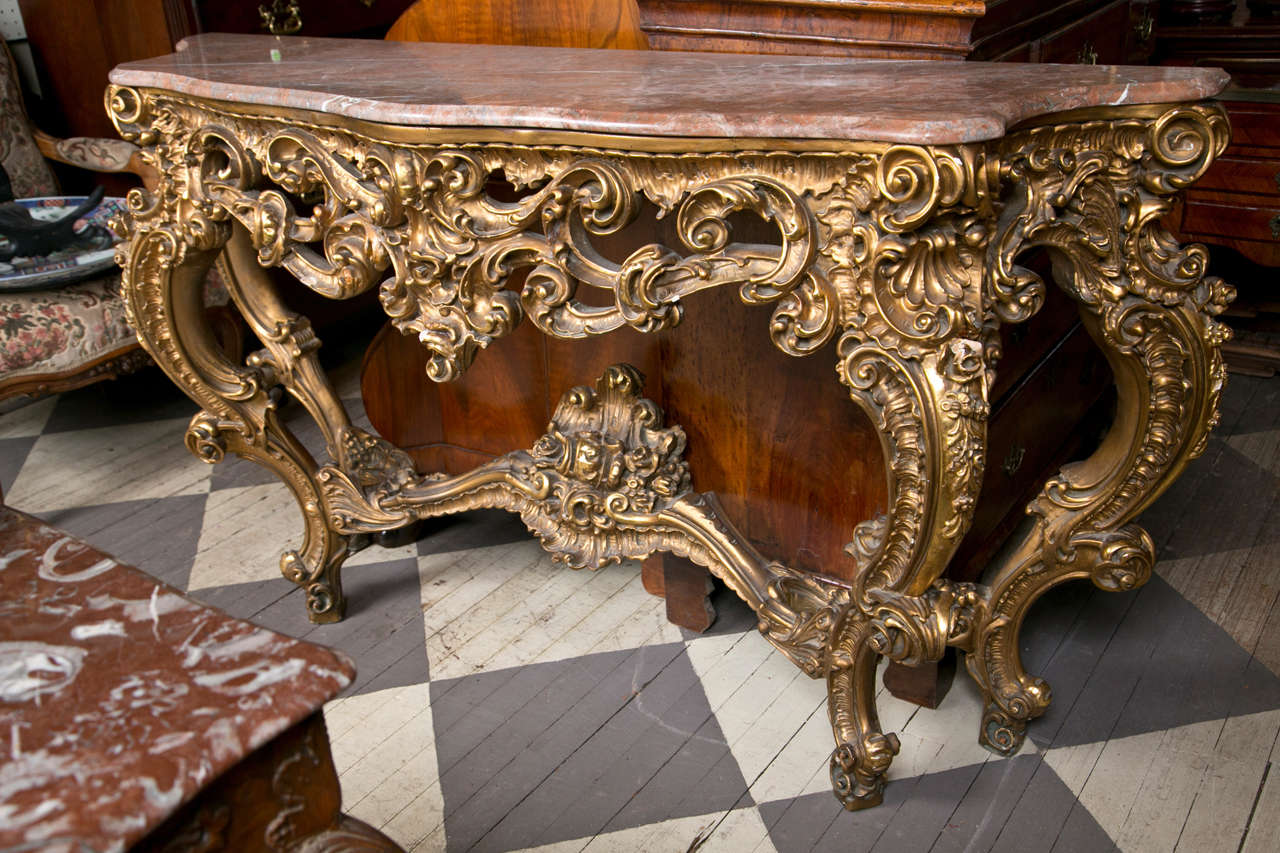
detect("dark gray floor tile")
[342,625,433,697]
[929,756,1044,853]
[761,782,897,853]
[1225,375,1278,437]
[1035,576,1280,749]
[186,575,297,623]
[432,643,747,852]
[38,494,208,590]
[530,664,746,846]
[43,369,197,434]
[435,646,682,818]
[1106,578,1280,741]
[870,761,987,853]
[0,435,36,495]
[1148,441,1280,561]
[603,713,753,831]
[988,758,1118,853]
[1021,584,1141,749]
[1051,801,1127,853]
[761,758,1116,853]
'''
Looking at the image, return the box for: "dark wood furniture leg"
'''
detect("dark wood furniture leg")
[883,657,957,710]
[136,712,401,852]
[649,552,717,633]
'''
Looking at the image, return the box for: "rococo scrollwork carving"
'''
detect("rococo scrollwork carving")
[107,82,1232,813]
[967,103,1233,755]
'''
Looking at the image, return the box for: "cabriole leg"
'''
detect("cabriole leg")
[967,104,1234,754]
[815,158,996,806]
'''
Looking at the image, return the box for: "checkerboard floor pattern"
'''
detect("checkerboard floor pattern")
[2,352,1278,853]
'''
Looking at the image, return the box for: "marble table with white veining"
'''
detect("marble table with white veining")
[0,505,400,852]
[105,34,1236,812]
[109,32,1228,143]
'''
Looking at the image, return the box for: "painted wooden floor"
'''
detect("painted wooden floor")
[1,348,1277,852]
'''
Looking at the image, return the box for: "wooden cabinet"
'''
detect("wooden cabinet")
[1155,6,1280,374]
[636,0,1160,63]
[634,0,984,59]
[1035,1,1133,65]
[15,0,414,140]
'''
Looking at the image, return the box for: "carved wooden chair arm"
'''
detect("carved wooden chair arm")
[32,129,158,189]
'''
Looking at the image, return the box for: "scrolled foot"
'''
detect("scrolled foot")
[829,732,900,810]
[979,702,1028,756]
[978,678,1051,757]
[282,550,348,624]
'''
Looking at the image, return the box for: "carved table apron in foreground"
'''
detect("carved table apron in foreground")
[108,34,1233,810]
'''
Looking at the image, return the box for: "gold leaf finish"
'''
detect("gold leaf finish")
[108,86,1231,810]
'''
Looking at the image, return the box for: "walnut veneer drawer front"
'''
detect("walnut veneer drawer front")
[1223,101,1280,151]
[1191,155,1280,197]
[1180,193,1280,244]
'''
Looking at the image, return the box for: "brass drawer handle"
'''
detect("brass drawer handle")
[1002,444,1027,478]
[260,0,302,35]
[1271,212,1280,241]
[1077,42,1099,65]
[1134,10,1154,43]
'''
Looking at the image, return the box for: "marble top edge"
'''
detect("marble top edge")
[110,33,1230,145]
[0,505,357,850]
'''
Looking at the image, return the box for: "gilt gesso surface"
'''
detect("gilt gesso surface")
[106,65,1232,811]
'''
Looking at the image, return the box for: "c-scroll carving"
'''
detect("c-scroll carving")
[808,150,997,809]
[967,103,1234,755]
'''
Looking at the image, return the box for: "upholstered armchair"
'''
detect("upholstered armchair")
[0,42,235,405]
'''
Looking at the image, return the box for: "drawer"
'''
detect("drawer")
[1037,0,1130,65]
[1221,101,1280,155]
[990,273,1081,403]
[1123,0,1158,64]
[1179,191,1280,244]
[1193,155,1280,198]
[950,321,1111,582]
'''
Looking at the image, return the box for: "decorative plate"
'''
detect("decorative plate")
[0,195,127,292]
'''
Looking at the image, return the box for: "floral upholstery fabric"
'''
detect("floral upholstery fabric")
[0,44,57,198]
[0,41,232,396]
[0,276,135,379]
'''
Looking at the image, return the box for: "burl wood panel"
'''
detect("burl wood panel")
[362,321,660,476]
[363,292,886,587]
[387,0,649,49]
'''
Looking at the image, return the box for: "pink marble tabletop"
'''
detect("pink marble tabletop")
[0,505,354,853]
[108,33,1229,145]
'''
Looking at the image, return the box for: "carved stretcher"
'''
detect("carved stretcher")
[107,34,1233,810]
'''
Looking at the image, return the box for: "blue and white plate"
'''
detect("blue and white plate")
[0,195,127,292]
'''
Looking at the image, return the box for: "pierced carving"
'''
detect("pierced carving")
[522,364,693,564]
[967,102,1234,756]
[108,84,1230,813]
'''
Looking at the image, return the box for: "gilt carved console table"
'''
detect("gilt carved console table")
[108,33,1232,810]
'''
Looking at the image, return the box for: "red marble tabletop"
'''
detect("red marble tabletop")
[0,506,354,852]
[108,33,1229,145]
